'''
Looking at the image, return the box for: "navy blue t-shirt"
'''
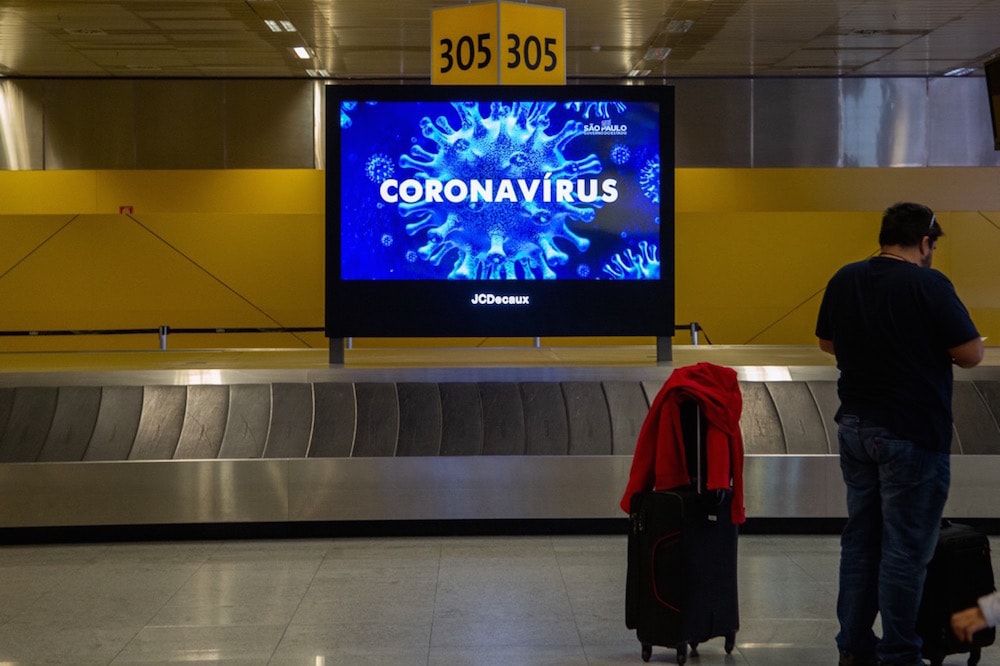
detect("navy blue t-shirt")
[815,256,979,452]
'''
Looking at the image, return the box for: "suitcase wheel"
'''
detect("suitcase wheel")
[640,643,651,662]
[725,631,736,653]
[676,641,689,665]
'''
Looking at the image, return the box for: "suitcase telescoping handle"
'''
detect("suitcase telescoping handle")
[691,402,730,517]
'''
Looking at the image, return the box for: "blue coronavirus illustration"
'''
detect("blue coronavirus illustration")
[639,155,660,204]
[564,101,627,119]
[610,143,631,166]
[340,101,357,129]
[395,101,608,279]
[603,240,660,280]
[365,153,394,183]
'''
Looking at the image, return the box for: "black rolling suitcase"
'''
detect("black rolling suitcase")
[917,520,996,666]
[625,403,739,664]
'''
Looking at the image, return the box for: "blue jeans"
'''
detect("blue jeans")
[836,414,950,665]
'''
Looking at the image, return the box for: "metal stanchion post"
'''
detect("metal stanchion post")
[690,322,700,346]
[158,325,169,350]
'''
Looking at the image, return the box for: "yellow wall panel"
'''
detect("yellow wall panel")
[94,170,324,214]
[0,168,996,351]
[677,168,1000,212]
[0,216,80,278]
[0,172,98,214]
[135,213,324,327]
[0,214,309,330]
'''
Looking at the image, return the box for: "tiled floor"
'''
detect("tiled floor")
[1,533,999,665]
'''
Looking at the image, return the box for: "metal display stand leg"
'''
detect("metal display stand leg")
[656,336,672,364]
[328,337,345,365]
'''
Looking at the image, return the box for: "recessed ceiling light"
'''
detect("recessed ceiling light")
[292,46,314,60]
[645,47,671,61]
[265,19,297,32]
[944,67,976,77]
[306,69,330,78]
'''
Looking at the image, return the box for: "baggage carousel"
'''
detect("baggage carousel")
[1,345,998,535]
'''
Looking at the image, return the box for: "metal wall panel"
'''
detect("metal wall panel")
[0,80,45,170]
[134,80,225,169]
[928,78,1000,167]
[838,77,928,167]
[753,78,844,167]
[224,80,314,168]
[1,76,996,171]
[43,80,138,170]
[672,79,752,167]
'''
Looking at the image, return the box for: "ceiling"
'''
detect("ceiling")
[1,0,999,80]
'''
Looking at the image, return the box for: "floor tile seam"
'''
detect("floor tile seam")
[553,535,595,655]
[103,546,225,665]
[265,543,344,663]
[407,542,444,666]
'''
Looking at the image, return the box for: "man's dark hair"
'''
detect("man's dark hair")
[879,202,943,247]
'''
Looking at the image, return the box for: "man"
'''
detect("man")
[815,202,984,666]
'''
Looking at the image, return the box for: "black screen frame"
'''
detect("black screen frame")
[325,83,675,338]
[986,55,1000,151]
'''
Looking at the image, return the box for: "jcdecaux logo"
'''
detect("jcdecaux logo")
[470,293,530,305]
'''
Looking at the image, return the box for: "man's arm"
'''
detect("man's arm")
[819,338,835,355]
[948,336,985,369]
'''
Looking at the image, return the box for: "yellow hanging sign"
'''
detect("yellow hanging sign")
[497,2,565,85]
[431,2,565,85]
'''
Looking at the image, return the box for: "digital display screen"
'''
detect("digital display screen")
[326,84,675,338]
[338,98,662,281]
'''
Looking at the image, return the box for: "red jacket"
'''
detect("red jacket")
[620,362,746,524]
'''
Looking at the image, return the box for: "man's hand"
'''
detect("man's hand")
[952,605,988,643]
